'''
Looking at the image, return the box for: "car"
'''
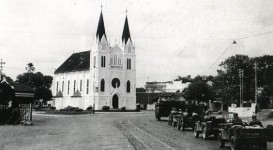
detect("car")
[194,111,226,139]
[176,114,200,131]
[218,123,273,150]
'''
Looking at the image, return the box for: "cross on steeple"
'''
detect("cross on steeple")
[101,4,103,12]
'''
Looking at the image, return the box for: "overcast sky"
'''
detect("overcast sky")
[0,0,273,87]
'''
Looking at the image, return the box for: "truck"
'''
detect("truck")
[155,96,185,121]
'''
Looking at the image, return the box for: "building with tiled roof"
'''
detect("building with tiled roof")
[52,10,136,110]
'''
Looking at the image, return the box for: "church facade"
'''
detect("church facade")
[52,11,136,110]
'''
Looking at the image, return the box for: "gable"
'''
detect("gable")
[54,51,90,74]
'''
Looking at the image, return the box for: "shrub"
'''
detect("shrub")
[60,106,82,112]
[50,107,56,110]
[102,106,110,111]
[121,107,126,111]
[86,105,93,111]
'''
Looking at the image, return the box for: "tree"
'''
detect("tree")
[182,76,212,102]
[16,71,53,102]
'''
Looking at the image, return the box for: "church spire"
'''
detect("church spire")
[96,9,107,42]
[122,12,131,45]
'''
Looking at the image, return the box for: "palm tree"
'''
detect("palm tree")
[25,63,35,73]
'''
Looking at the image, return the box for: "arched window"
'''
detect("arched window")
[56,81,59,93]
[93,56,96,67]
[127,80,130,93]
[80,80,82,91]
[101,56,106,67]
[62,81,64,92]
[67,80,70,95]
[74,80,76,93]
[86,79,89,94]
[100,79,105,92]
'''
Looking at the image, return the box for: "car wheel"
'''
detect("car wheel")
[194,126,199,138]
[218,133,225,148]
[230,136,239,150]
[177,124,181,130]
[203,131,208,140]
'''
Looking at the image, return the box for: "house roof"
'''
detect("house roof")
[122,15,131,45]
[13,83,35,93]
[54,51,90,74]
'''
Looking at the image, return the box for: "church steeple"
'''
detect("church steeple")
[96,10,107,42]
[122,13,131,45]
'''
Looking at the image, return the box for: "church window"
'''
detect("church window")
[61,81,64,92]
[68,80,70,95]
[101,56,106,67]
[80,80,82,92]
[56,82,59,93]
[93,56,96,67]
[74,80,76,93]
[127,58,131,70]
[127,80,131,93]
[100,79,105,92]
[118,59,121,65]
[86,79,89,94]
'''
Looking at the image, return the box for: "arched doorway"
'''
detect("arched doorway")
[112,94,119,109]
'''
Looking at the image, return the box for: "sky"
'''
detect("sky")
[0,0,273,87]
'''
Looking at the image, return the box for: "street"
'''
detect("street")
[0,111,272,150]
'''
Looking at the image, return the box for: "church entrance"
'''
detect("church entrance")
[112,94,119,109]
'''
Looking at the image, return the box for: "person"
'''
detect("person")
[203,111,210,121]
[170,108,178,115]
[183,109,189,117]
[249,114,263,127]
[231,113,243,125]
[216,111,224,119]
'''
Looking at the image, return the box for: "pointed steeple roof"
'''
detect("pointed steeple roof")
[96,11,107,42]
[122,15,132,45]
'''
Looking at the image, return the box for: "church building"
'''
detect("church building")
[52,10,136,110]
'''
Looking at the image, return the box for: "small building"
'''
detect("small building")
[145,81,189,93]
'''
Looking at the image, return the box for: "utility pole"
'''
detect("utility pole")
[254,61,257,104]
[147,77,150,105]
[239,69,244,107]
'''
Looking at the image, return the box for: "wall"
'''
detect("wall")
[228,103,256,117]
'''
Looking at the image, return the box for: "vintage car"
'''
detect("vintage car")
[218,123,273,150]
[194,112,227,139]
[176,114,200,131]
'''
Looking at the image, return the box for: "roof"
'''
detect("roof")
[122,15,131,45]
[13,83,35,93]
[136,92,173,104]
[54,51,90,74]
[96,12,107,42]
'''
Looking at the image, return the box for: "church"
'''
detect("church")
[52,10,136,110]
